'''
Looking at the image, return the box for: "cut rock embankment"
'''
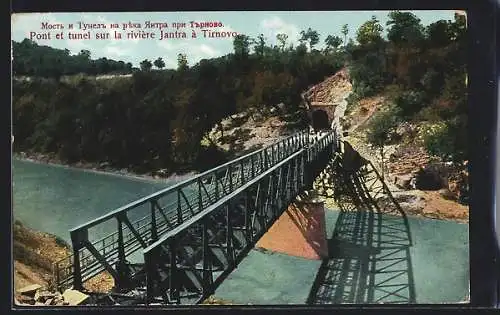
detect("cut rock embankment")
[304,68,468,223]
[13,221,114,306]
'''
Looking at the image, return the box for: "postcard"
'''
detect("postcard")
[11,10,469,307]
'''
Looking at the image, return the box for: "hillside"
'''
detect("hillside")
[341,95,468,222]
[13,221,70,292]
[202,56,468,223]
[13,37,343,177]
[338,11,467,221]
[13,221,113,305]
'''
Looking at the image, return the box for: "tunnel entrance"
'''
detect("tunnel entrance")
[312,110,330,132]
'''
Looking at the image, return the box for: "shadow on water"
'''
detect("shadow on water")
[307,146,416,304]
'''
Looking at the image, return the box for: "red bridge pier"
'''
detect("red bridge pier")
[256,195,329,260]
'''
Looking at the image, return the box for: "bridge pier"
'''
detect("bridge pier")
[255,193,328,260]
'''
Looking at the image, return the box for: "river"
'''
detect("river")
[12,159,185,245]
[12,158,469,303]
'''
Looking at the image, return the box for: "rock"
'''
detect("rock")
[35,290,56,302]
[99,161,111,168]
[409,177,417,189]
[44,298,54,305]
[157,168,168,176]
[395,122,417,138]
[393,193,425,204]
[17,284,42,296]
[35,302,45,306]
[17,294,35,305]
[14,296,35,306]
[376,192,426,215]
[63,289,90,306]
[393,174,414,190]
[342,142,364,173]
[414,163,449,190]
[422,207,440,217]
[439,188,456,200]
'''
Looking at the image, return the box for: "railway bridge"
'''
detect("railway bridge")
[52,128,410,305]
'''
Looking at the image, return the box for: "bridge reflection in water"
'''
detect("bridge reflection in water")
[309,149,415,304]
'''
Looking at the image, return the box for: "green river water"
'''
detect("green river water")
[12,158,469,304]
[12,159,181,244]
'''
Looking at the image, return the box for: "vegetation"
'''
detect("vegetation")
[366,106,401,179]
[353,12,467,163]
[13,32,344,174]
[12,11,467,175]
[12,39,134,78]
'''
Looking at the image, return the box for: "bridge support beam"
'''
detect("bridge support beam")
[255,194,328,260]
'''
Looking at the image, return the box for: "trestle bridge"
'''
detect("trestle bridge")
[53,129,345,304]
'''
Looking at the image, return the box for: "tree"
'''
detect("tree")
[449,13,466,42]
[253,33,266,57]
[233,34,251,57]
[177,53,188,71]
[295,42,308,56]
[12,31,346,175]
[139,59,153,71]
[153,57,165,70]
[276,33,288,52]
[299,28,320,51]
[341,24,349,48]
[356,16,383,46]
[366,107,400,180]
[78,49,91,60]
[324,35,343,53]
[386,11,425,46]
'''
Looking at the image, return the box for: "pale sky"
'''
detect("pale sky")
[11,11,457,69]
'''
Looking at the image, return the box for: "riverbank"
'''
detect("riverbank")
[13,220,70,293]
[13,220,114,305]
[12,151,197,183]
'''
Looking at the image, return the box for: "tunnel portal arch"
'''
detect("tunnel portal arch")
[312,109,330,132]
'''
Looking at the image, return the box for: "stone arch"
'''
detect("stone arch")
[312,110,330,131]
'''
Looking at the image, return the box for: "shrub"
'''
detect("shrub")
[420,68,443,96]
[344,92,361,115]
[422,124,453,160]
[416,106,442,122]
[420,118,466,162]
[354,81,376,98]
[366,106,401,147]
[393,90,426,118]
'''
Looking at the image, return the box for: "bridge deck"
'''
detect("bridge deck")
[213,210,468,304]
[54,129,338,294]
[213,152,468,304]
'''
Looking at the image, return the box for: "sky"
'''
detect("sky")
[11,11,458,69]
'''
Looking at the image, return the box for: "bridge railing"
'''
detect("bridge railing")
[307,129,338,162]
[140,130,339,304]
[142,149,309,304]
[54,130,311,290]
